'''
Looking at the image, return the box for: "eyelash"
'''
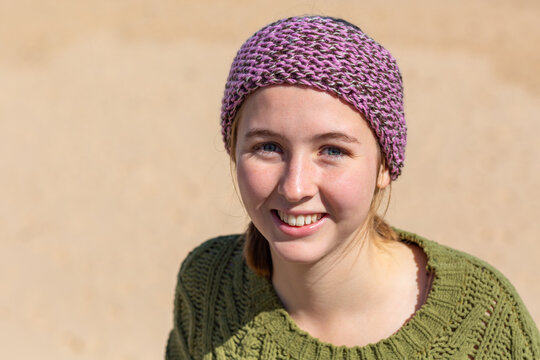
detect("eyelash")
[253,143,348,159]
[320,146,347,158]
[254,142,282,155]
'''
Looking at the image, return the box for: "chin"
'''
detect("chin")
[267,236,333,266]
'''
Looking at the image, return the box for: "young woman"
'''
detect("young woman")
[166,16,539,359]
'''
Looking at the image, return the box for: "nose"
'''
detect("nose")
[277,153,317,203]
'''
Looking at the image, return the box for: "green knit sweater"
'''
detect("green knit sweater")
[166,230,540,359]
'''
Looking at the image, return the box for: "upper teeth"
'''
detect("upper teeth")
[277,211,322,227]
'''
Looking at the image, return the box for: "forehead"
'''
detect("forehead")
[236,85,375,141]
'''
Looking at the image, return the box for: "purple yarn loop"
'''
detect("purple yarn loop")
[220,15,406,180]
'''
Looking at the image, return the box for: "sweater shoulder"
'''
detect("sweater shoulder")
[432,238,539,350]
[397,228,517,291]
[176,234,246,301]
[179,234,244,277]
[397,229,540,356]
[169,234,247,359]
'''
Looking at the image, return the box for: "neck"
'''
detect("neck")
[271,233,400,320]
[270,232,431,347]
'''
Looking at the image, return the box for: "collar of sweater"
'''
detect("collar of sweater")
[244,229,462,358]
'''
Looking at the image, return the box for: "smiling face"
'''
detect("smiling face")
[234,86,390,266]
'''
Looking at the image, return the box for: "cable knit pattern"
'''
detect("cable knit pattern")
[220,16,406,180]
[166,230,540,359]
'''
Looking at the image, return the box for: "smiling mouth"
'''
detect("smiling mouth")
[273,210,324,227]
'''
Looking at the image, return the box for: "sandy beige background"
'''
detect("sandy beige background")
[1,0,539,359]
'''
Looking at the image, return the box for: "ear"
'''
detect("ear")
[376,166,391,189]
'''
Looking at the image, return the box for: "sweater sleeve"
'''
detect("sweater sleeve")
[469,258,540,359]
[504,280,540,358]
[165,246,200,360]
[165,235,242,360]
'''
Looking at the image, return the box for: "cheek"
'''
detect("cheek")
[323,165,378,216]
[236,159,277,208]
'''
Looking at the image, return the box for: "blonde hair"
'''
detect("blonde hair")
[229,110,398,279]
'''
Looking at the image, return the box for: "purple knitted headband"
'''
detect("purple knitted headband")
[221,15,406,180]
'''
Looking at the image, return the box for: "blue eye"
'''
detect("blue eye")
[261,143,279,152]
[321,147,344,156]
[255,143,282,154]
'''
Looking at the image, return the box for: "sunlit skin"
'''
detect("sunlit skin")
[234,85,429,347]
[235,86,388,264]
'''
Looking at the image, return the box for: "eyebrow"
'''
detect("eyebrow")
[244,128,284,140]
[313,132,360,144]
[244,128,360,144]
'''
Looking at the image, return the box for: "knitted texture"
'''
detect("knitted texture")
[220,16,406,180]
[166,230,540,359]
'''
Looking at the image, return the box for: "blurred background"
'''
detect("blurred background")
[1,0,539,358]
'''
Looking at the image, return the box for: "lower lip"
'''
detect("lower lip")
[271,211,327,238]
